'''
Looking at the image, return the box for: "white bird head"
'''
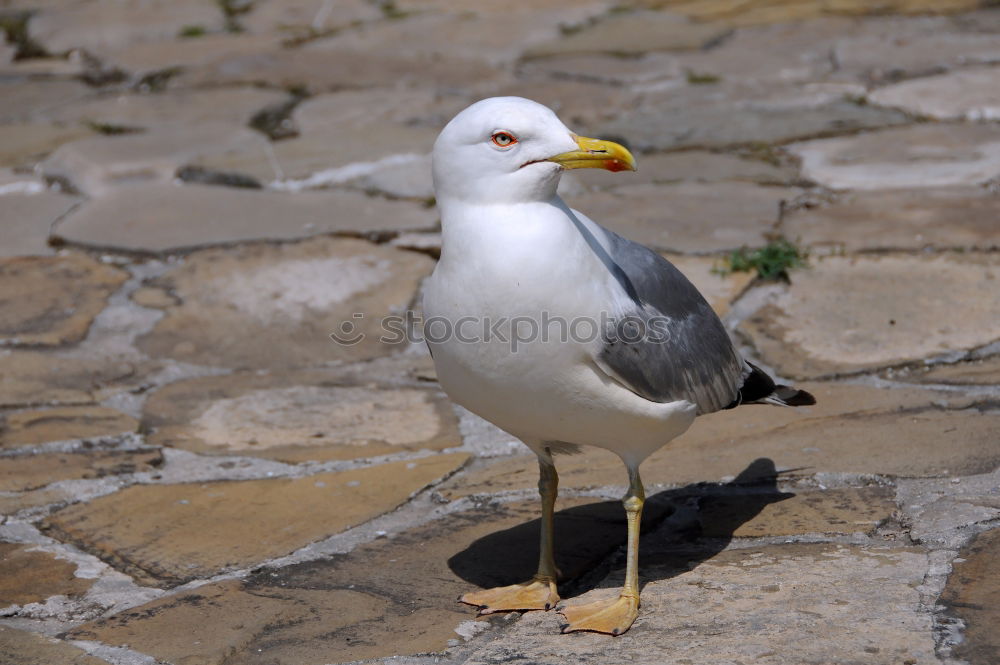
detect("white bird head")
[432,96,636,205]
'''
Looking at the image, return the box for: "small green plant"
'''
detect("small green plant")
[686,70,721,85]
[714,237,808,281]
[178,24,208,38]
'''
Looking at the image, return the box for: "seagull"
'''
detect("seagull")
[423,97,815,636]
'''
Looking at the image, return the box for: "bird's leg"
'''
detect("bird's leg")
[559,465,644,636]
[459,456,561,614]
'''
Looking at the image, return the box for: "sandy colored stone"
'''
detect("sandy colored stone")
[789,123,1000,190]
[0,188,81,257]
[526,10,730,58]
[143,368,460,463]
[700,487,895,537]
[741,255,1000,377]
[68,497,669,664]
[896,355,1000,386]
[1,405,138,448]
[869,67,1000,120]
[129,286,177,309]
[0,350,138,408]
[48,87,288,132]
[194,87,459,184]
[0,123,93,168]
[941,527,1000,665]
[0,543,95,606]
[0,448,161,493]
[0,79,93,124]
[783,187,1000,253]
[0,625,106,665]
[666,255,755,317]
[136,236,433,369]
[28,0,224,55]
[564,182,799,253]
[438,382,995,499]
[467,543,935,665]
[42,453,469,586]
[0,253,127,347]
[570,151,799,191]
[41,125,269,196]
[53,184,438,253]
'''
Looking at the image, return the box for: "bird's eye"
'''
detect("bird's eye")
[491,131,517,148]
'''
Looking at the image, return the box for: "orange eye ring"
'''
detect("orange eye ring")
[491,131,518,148]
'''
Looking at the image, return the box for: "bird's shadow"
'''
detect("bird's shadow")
[448,458,792,597]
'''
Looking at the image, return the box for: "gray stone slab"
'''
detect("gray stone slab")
[0,179,80,256]
[868,67,1000,121]
[51,183,438,253]
[789,123,1000,190]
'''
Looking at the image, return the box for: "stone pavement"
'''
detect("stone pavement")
[1,1,999,664]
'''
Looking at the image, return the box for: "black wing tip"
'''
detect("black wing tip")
[773,385,816,407]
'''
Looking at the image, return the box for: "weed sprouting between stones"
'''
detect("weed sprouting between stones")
[714,237,808,282]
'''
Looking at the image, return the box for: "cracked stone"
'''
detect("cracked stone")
[437,382,997,500]
[48,87,288,133]
[564,182,800,253]
[869,67,1000,120]
[895,355,1000,386]
[0,253,127,347]
[789,123,1000,190]
[783,187,1000,253]
[0,542,95,606]
[0,351,138,408]
[42,452,469,586]
[136,236,434,369]
[0,447,161,495]
[0,123,93,169]
[142,368,460,463]
[0,625,106,665]
[1,405,138,448]
[67,497,669,664]
[467,543,935,665]
[27,0,224,56]
[649,0,984,25]
[0,187,81,257]
[51,183,438,253]
[41,125,269,196]
[740,255,1000,378]
[942,528,1000,665]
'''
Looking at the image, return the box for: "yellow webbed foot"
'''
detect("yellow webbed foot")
[459,578,560,614]
[559,593,639,636]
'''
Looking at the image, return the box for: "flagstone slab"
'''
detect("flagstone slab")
[564,182,799,253]
[41,125,269,196]
[869,67,1000,120]
[0,253,127,347]
[789,123,1000,190]
[0,542,94,606]
[66,497,667,664]
[0,188,81,257]
[135,236,434,369]
[0,123,93,169]
[142,369,460,463]
[28,0,224,56]
[0,447,160,494]
[783,187,1000,253]
[47,87,288,132]
[525,10,730,58]
[941,527,1000,665]
[1,405,139,449]
[241,0,382,34]
[52,183,438,253]
[42,452,469,586]
[100,33,283,78]
[740,255,1000,378]
[0,79,93,124]
[466,543,935,665]
[0,351,139,408]
[570,151,799,191]
[650,0,982,24]
[0,625,106,665]
[437,382,995,499]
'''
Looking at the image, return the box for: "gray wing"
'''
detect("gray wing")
[594,229,745,415]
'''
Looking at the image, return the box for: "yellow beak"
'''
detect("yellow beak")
[547,134,637,173]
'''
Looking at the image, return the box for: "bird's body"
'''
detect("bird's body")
[424,97,814,635]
